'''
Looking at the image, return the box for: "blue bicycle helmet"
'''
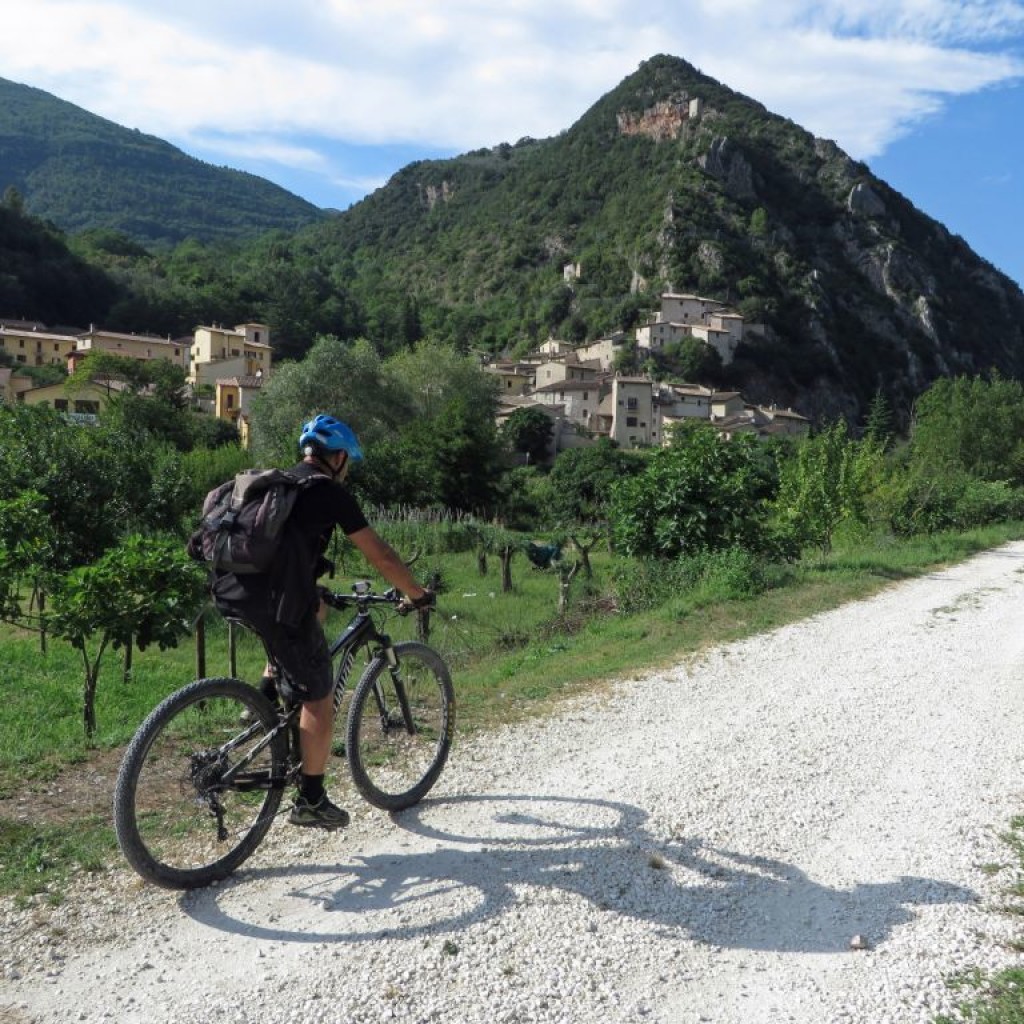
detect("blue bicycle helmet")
[298,414,363,461]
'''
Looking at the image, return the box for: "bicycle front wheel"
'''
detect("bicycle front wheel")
[113,677,288,889]
[346,642,455,811]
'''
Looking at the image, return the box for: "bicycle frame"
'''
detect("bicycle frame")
[328,609,387,713]
[213,597,404,797]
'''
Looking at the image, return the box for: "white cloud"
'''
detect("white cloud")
[3,0,1022,171]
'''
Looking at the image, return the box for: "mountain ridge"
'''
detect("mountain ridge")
[0,76,325,246]
[292,54,1024,424]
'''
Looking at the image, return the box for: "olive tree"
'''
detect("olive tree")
[46,535,208,737]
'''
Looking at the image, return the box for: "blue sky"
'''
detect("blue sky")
[5,0,1023,286]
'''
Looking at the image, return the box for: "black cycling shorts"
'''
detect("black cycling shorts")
[210,574,333,703]
[259,611,333,704]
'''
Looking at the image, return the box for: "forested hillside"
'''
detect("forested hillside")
[0,77,325,246]
[0,197,118,325]
[285,55,1024,424]
[2,57,1024,426]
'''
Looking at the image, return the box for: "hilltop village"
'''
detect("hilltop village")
[0,289,809,455]
[490,288,809,457]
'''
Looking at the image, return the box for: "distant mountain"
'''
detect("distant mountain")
[0,77,325,247]
[292,54,1024,424]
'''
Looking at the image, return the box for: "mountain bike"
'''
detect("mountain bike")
[112,582,455,890]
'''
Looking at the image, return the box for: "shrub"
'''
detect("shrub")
[884,473,1024,537]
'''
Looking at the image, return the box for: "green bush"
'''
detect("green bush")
[884,473,1024,537]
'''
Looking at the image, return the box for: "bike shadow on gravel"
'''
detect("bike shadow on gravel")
[181,793,979,954]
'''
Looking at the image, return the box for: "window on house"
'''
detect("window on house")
[18,340,24,348]
[626,397,638,410]
[54,399,68,412]
[232,349,240,357]
[254,331,261,343]
[626,416,638,427]
[16,355,25,363]
[583,391,589,400]
[226,394,235,409]
[54,344,60,352]
[74,400,99,414]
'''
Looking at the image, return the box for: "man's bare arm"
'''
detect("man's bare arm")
[347,526,427,600]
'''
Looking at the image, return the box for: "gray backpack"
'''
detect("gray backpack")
[188,468,324,575]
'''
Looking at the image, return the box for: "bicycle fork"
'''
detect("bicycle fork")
[374,643,416,735]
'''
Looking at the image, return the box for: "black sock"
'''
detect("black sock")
[299,773,325,804]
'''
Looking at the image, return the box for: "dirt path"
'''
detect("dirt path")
[3,543,1024,1023]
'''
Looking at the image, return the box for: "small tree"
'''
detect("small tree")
[567,528,603,579]
[46,536,208,737]
[773,421,879,555]
[501,406,554,465]
[609,425,778,559]
[0,490,58,650]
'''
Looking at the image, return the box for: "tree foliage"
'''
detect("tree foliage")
[501,406,553,464]
[773,420,879,555]
[248,336,504,512]
[910,374,1024,486]
[45,535,208,736]
[546,440,645,526]
[608,425,779,558]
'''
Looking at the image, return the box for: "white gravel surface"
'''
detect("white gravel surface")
[4,542,1024,1024]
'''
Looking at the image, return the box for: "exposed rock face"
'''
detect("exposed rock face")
[698,137,755,200]
[848,182,886,218]
[421,181,455,210]
[617,99,691,141]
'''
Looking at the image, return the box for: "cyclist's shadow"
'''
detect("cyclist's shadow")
[184,793,979,954]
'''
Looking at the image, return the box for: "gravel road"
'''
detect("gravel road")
[4,541,1024,1024]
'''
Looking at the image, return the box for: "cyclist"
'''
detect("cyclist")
[210,414,433,830]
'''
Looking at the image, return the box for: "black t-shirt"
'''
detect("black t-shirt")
[287,460,369,574]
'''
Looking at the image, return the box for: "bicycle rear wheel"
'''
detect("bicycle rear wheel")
[346,642,455,811]
[113,677,288,889]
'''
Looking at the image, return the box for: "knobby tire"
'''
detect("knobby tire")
[113,677,286,889]
[345,642,455,811]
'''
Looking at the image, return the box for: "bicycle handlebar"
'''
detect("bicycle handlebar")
[320,581,436,618]
[320,584,399,611]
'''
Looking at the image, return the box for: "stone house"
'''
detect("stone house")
[0,322,78,368]
[74,326,188,370]
[532,378,604,432]
[16,376,134,423]
[533,356,600,388]
[485,362,533,396]
[594,376,661,447]
[636,293,745,366]
[190,323,272,390]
